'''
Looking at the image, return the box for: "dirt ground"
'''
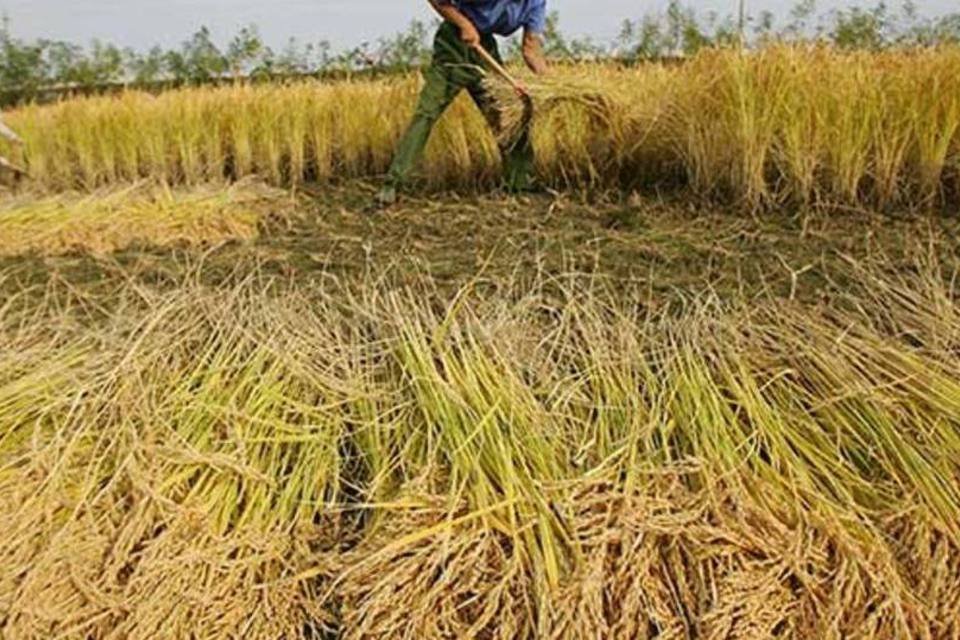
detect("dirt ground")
[2,181,958,306]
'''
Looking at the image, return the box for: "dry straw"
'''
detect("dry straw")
[0,179,293,257]
[1,258,959,638]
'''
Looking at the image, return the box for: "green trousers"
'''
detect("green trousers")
[386,21,534,191]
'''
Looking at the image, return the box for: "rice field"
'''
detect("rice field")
[3,46,960,210]
[2,43,960,640]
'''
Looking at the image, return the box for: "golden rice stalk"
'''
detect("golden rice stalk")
[2,255,960,638]
[5,46,960,210]
[0,179,293,257]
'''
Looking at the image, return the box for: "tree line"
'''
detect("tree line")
[1,1,959,106]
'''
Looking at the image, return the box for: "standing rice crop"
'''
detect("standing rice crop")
[5,46,960,211]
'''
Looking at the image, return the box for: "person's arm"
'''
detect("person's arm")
[428,0,480,47]
[522,30,548,75]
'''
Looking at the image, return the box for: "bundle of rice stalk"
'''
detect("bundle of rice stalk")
[0,282,345,639]
[483,69,626,147]
[0,179,293,257]
[481,65,670,187]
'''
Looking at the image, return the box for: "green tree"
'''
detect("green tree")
[0,17,49,97]
[166,27,228,82]
[376,20,432,71]
[129,46,166,84]
[226,26,266,76]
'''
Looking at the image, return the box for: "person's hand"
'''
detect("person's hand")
[460,22,481,48]
[514,81,530,98]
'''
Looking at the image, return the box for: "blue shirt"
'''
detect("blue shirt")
[447,0,548,36]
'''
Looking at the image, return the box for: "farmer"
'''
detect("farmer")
[376,0,549,206]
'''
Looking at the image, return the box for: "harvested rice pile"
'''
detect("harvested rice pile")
[1,259,958,639]
[0,180,293,257]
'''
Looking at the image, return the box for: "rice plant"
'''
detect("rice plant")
[4,45,959,210]
[1,259,959,638]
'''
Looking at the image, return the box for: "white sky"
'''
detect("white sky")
[1,1,956,50]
